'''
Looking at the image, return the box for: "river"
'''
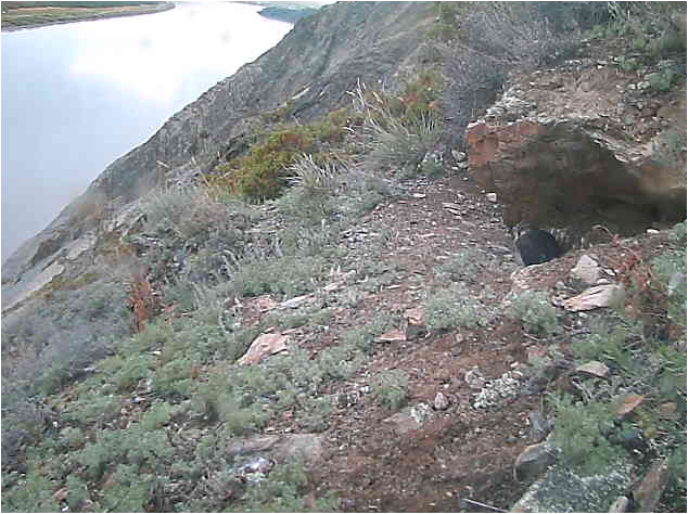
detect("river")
[1,2,292,260]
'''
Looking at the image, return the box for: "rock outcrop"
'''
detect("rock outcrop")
[466,53,686,247]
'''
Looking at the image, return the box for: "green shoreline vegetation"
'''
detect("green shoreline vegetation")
[1,1,175,30]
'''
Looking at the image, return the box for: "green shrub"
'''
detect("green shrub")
[653,221,687,330]
[302,396,334,432]
[139,401,176,431]
[508,290,561,335]
[423,283,495,332]
[341,312,396,353]
[59,426,85,450]
[571,316,642,375]
[123,321,172,356]
[666,431,687,511]
[141,185,254,287]
[649,68,678,92]
[234,458,339,512]
[152,359,194,399]
[214,393,270,435]
[436,247,489,283]
[65,475,89,511]
[1,471,59,512]
[372,370,409,410]
[101,464,154,512]
[213,128,315,200]
[230,255,328,298]
[549,393,623,476]
[75,426,173,481]
[64,392,121,426]
[314,343,363,381]
[113,353,154,391]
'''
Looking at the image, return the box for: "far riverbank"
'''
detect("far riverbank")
[1,1,175,31]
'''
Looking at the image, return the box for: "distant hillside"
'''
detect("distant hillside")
[258,5,318,23]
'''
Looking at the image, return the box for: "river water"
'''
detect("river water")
[1,2,292,259]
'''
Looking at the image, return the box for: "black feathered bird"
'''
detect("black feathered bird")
[512,225,561,266]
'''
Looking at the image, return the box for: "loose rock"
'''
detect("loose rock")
[464,366,485,390]
[570,254,601,286]
[633,459,670,513]
[575,361,610,378]
[514,442,556,482]
[238,333,290,365]
[616,394,644,418]
[562,284,626,311]
[433,392,450,411]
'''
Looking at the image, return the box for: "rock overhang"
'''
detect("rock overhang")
[465,72,686,249]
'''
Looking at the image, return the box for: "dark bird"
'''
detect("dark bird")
[513,225,561,266]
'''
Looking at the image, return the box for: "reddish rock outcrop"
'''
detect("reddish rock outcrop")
[465,56,686,245]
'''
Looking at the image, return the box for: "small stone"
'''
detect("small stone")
[404,307,425,325]
[238,333,290,365]
[464,366,485,390]
[571,254,601,286]
[384,411,421,435]
[528,410,551,442]
[377,329,407,343]
[433,392,450,411]
[609,495,630,513]
[53,488,69,502]
[658,402,678,419]
[255,295,278,312]
[526,345,548,362]
[514,442,556,481]
[616,394,644,417]
[633,459,670,513]
[280,294,314,309]
[451,150,467,162]
[486,192,498,203]
[575,361,610,378]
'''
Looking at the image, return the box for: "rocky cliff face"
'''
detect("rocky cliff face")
[2,1,436,309]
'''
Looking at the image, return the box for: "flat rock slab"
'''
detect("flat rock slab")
[562,284,626,312]
[575,360,610,378]
[511,461,632,513]
[226,433,323,465]
[237,333,290,365]
[384,403,434,435]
